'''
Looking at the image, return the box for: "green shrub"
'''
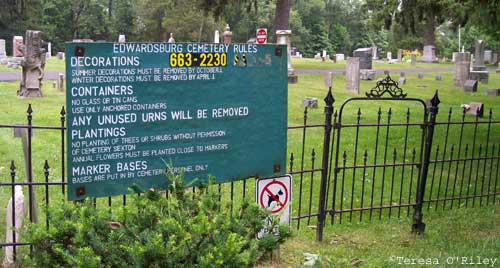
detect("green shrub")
[23,174,291,268]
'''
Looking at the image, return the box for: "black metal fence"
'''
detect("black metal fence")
[1,75,499,260]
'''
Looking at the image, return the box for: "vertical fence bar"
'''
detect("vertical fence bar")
[349,109,362,222]
[486,144,495,205]
[451,109,466,209]
[379,108,392,219]
[407,149,417,217]
[412,91,440,234]
[479,110,492,206]
[466,113,479,207]
[60,106,66,196]
[296,107,308,230]
[44,160,50,229]
[369,108,382,221]
[27,104,35,224]
[388,148,397,218]
[316,87,334,242]
[443,145,455,210]
[427,145,440,210]
[398,109,411,218]
[307,149,316,225]
[434,108,452,210]
[360,150,368,221]
[10,161,17,262]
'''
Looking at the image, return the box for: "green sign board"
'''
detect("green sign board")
[66,42,287,200]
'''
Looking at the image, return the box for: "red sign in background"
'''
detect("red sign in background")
[256,28,267,44]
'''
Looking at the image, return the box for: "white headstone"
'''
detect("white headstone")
[322,50,327,59]
[118,34,126,43]
[3,186,26,267]
[214,30,220,43]
[46,42,52,59]
[335,54,345,61]
[0,39,6,58]
[346,57,360,94]
[387,52,392,61]
[484,50,492,64]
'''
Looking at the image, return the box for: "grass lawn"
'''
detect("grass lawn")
[0,67,499,266]
[260,204,499,268]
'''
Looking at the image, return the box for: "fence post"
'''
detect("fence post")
[316,86,334,241]
[412,91,440,234]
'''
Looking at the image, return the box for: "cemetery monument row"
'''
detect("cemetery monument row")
[66,42,288,200]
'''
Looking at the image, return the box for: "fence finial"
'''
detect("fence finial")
[429,90,440,107]
[324,87,335,106]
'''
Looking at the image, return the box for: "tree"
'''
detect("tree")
[469,0,500,64]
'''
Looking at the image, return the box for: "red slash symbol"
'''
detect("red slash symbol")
[260,181,288,213]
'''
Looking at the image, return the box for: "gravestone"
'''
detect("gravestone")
[46,42,51,59]
[322,50,327,61]
[397,49,403,62]
[473,40,486,70]
[453,52,470,88]
[336,54,344,61]
[168,33,175,43]
[223,24,232,44]
[57,52,65,60]
[372,46,378,60]
[12,36,23,57]
[452,52,457,62]
[346,57,360,94]
[470,40,488,84]
[57,73,64,91]
[276,29,297,83]
[497,63,500,73]
[0,39,6,58]
[484,50,492,64]
[314,53,321,60]
[360,69,376,80]
[465,102,484,117]
[418,73,423,79]
[421,45,438,63]
[18,30,46,98]
[463,80,478,92]
[387,52,392,61]
[487,89,500,96]
[118,34,126,43]
[398,72,406,85]
[435,75,442,81]
[469,71,488,84]
[493,53,498,64]
[214,30,220,43]
[353,47,372,69]
[410,53,417,66]
[302,97,318,109]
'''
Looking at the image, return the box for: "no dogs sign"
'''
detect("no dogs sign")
[256,175,292,225]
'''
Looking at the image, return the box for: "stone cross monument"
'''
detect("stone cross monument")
[18,30,46,98]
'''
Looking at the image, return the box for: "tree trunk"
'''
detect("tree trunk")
[274,0,290,31]
[424,10,435,46]
[108,0,113,19]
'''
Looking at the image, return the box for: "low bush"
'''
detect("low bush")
[23,175,291,268]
